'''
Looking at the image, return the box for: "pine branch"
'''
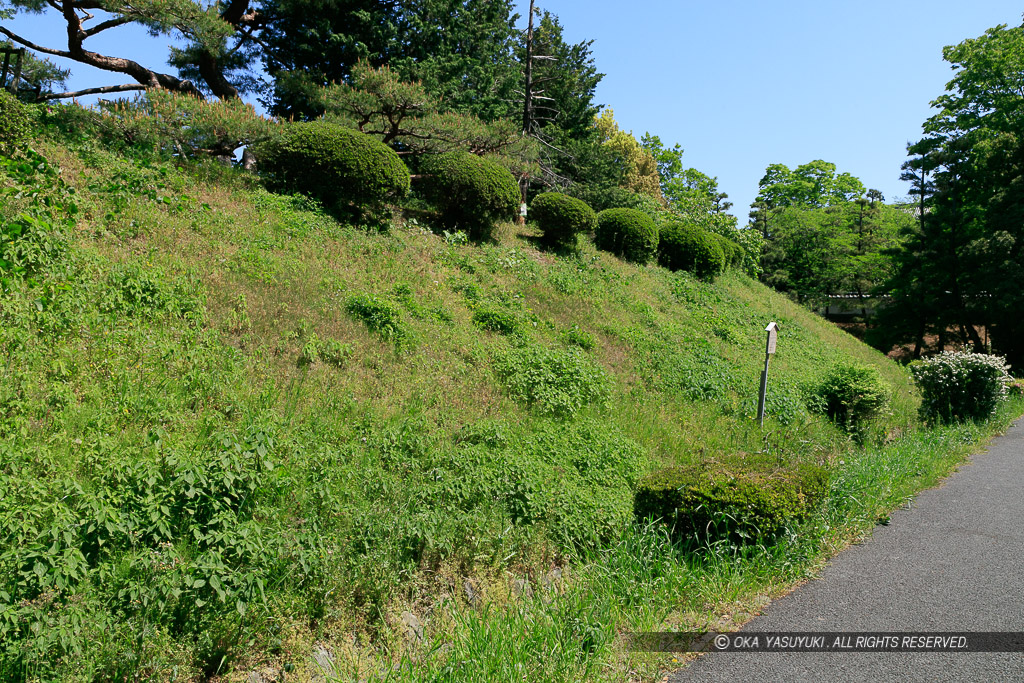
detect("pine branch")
[38,83,148,100]
[0,26,74,59]
[82,16,134,38]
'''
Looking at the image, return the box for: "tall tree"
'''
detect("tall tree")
[592,109,661,200]
[750,160,910,305]
[516,3,603,197]
[753,160,866,211]
[518,7,602,144]
[259,0,520,120]
[0,39,68,99]
[641,133,737,236]
[760,206,846,303]
[880,22,1024,363]
[748,160,866,250]
[317,61,537,169]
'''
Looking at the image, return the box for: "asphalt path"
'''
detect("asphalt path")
[669,417,1024,683]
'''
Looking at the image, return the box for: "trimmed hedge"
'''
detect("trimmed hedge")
[657,221,725,279]
[713,233,742,268]
[530,192,596,249]
[570,185,658,214]
[0,90,30,150]
[634,461,829,543]
[256,122,409,213]
[594,208,659,265]
[420,152,520,240]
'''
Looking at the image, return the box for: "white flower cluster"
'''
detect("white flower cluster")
[910,350,1013,422]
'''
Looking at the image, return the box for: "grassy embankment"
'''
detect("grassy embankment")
[1,127,1020,682]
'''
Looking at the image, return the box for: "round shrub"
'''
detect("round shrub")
[256,121,409,212]
[810,363,891,441]
[594,208,659,264]
[0,90,31,150]
[420,152,520,240]
[530,192,596,249]
[657,221,725,279]
[911,350,1012,423]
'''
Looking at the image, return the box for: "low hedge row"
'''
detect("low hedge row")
[657,222,726,280]
[633,460,829,543]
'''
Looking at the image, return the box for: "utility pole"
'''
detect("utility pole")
[517,0,537,223]
[517,1,563,220]
[522,0,535,139]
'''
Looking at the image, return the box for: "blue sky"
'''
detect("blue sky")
[8,1,1024,216]
[524,0,1024,215]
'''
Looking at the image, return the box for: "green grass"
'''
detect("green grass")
[0,122,1018,682]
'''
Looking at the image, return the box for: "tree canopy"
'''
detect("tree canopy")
[641,133,735,235]
[875,23,1024,364]
[746,159,907,306]
[260,0,521,119]
[593,109,661,201]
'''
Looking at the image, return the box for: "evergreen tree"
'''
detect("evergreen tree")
[259,0,520,119]
[881,22,1024,363]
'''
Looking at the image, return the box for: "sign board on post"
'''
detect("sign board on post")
[757,322,779,427]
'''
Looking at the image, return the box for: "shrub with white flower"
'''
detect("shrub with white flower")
[910,350,1012,423]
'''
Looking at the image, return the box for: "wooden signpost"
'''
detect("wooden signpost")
[757,322,779,427]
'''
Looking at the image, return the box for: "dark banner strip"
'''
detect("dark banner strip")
[626,632,1024,653]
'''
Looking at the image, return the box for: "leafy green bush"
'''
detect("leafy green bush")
[633,460,829,543]
[712,233,742,268]
[346,293,408,344]
[911,350,1012,423]
[100,263,206,319]
[256,121,409,218]
[657,222,725,279]
[472,306,520,335]
[438,419,644,550]
[0,153,74,280]
[0,90,30,151]
[495,344,610,418]
[298,333,352,368]
[530,192,596,249]
[569,185,661,216]
[559,325,596,351]
[594,208,659,265]
[39,101,106,147]
[101,90,275,162]
[0,425,302,678]
[809,363,891,441]
[419,152,520,240]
